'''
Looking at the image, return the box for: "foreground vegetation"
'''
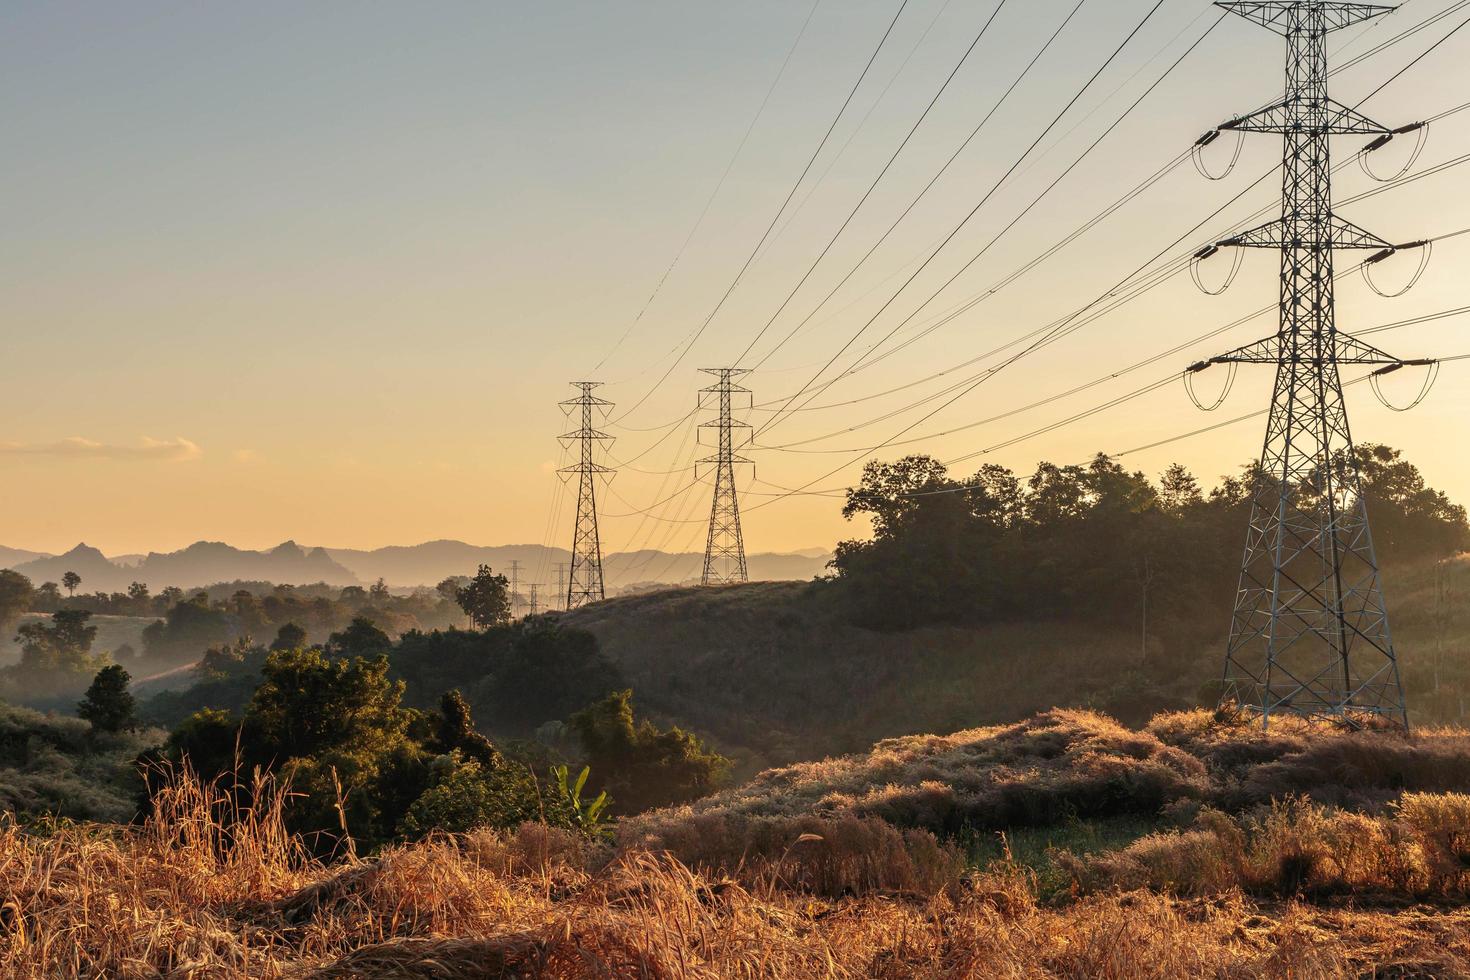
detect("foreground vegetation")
[7,709,1470,977]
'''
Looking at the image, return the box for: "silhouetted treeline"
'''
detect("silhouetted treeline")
[832,444,1467,634]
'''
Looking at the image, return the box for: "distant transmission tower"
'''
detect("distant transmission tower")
[698,369,753,586]
[560,382,614,609]
[1186,1,1438,729]
[508,560,522,618]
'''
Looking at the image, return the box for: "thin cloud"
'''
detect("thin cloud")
[0,436,202,462]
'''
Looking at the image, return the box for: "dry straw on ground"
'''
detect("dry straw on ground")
[8,710,1470,977]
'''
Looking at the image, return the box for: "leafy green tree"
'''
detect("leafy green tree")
[248,648,409,761]
[1158,463,1204,513]
[77,664,137,732]
[17,609,100,664]
[328,616,391,657]
[62,571,81,598]
[569,689,729,814]
[271,621,307,651]
[456,565,511,629]
[126,582,150,614]
[397,758,545,836]
[4,609,108,700]
[141,594,231,663]
[0,570,32,631]
[482,622,623,734]
[435,689,504,769]
[436,577,466,603]
[34,581,61,611]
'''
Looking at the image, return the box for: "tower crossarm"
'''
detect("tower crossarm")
[1217,214,1392,250]
[1220,97,1389,136]
[559,426,615,443]
[1214,2,1393,34]
[1189,331,1417,371]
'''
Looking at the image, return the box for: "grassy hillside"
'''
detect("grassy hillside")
[562,553,1470,775]
[10,708,1470,976]
[0,702,162,822]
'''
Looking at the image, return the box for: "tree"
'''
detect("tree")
[1159,463,1203,513]
[141,593,230,663]
[248,648,409,761]
[0,570,32,631]
[271,621,308,651]
[78,664,137,732]
[456,565,511,630]
[18,609,99,661]
[62,571,81,598]
[435,577,466,603]
[35,581,61,609]
[328,616,391,657]
[435,689,504,770]
[569,689,729,814]
[369,578,391,604]
[7,609,108,697]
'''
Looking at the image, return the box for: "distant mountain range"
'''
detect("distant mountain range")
[0,540,831,593]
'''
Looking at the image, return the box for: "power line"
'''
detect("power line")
[592,0,824,375]
[754,0,1169,437]
[731,0,1014,364]
[611,0,913,424]
[759,12,1226,430]
[743,0,1094,373]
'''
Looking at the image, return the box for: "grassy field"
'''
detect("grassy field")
[9,708,1470,977]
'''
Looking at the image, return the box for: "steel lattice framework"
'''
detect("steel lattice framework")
[560,382,614,609]
[698,369,753,586]
[1189,1,1423,728]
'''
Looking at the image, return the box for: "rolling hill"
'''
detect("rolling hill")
[559,552,1470,775]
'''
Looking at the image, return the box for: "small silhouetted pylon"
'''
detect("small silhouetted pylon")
[698,369,752,586]
[560,383,614,609]
[1186,1,1436,730]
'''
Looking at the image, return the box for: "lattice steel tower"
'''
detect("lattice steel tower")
[560,382,614,609]
[1187,1,1428,728]
[698,369,753,586]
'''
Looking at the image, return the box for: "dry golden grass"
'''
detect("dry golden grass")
[11,710,1470,976]
[3,766,1470,977]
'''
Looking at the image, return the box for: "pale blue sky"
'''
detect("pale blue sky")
[1,0,1465,558]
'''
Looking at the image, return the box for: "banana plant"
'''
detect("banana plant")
[551,764,611,838]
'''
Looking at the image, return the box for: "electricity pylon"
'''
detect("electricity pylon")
[698,369,752,586]
[560,382,614,609]
[1187,1,1433,729]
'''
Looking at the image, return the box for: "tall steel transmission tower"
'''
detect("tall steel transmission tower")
[560,382,614,609]
[1187,1,1432,729]
[698,369,753,586]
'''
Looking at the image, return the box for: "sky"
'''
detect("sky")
[1,0,1467,563]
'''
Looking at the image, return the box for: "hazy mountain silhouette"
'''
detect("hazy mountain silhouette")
[9,541,358,593]
[0,546,49,568]
[0,540,830,592]
[10,544,120,591]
